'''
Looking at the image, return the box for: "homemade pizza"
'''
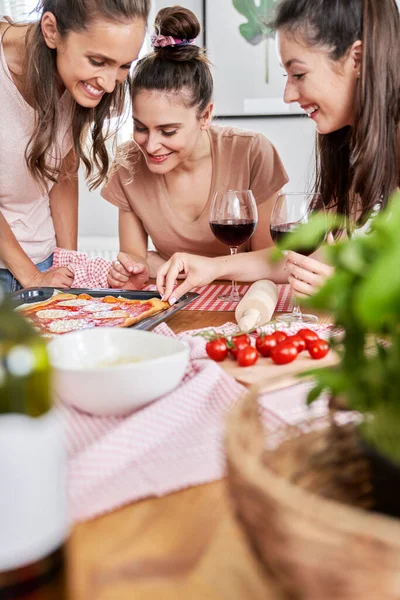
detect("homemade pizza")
[17,292,170,336]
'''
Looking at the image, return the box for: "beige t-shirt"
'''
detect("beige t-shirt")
[101,125,288,260]
[0,17,73,268]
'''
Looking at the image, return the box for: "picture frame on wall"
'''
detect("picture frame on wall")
[203,0,303,118]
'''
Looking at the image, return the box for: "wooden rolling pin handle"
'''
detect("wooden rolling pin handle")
[237,308,261,332]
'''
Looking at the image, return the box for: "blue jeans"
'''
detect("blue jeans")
[0,254,54,293]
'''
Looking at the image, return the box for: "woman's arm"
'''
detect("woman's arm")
[156,248,288,303]
[146,251,167,278]
[107,208,150,289]
[0,211,43,285]
[49,149,78,250]
[0,211,73,288]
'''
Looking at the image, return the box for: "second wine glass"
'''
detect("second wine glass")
[270,192,326,323]
[210,190,258,302]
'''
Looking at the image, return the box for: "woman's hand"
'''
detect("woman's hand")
[107,252,149,290]
[285,251,334,298]
[27,267,74,289]
[156,252,219,303]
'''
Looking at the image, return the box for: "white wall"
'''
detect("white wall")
[78,0,316,240]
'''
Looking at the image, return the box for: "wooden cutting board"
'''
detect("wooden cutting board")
[218,349,339,392]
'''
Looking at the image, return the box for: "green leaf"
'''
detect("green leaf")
[306,382,325,405]
[355,240,400,327]
[270,213,340,261]
[232,0,277,43]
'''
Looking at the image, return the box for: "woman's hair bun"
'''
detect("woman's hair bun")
[155,5,200,41]
[153,6,201,60]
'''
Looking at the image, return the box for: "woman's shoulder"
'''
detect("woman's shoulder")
[210,124,274,152]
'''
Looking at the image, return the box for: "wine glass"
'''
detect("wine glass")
[210,190,258,302]
[270,192,326,323]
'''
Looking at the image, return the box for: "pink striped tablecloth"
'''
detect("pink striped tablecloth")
[60,322,345,524]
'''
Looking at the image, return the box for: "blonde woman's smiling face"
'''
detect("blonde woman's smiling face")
[277,29,361,134]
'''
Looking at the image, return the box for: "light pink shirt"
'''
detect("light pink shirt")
[0,18,74,268]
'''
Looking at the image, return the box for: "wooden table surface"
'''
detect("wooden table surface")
[67,308,288,599]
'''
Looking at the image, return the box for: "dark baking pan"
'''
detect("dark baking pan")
[11,287,199,331]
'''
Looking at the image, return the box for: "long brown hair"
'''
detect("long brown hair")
[131,6,213,116]
[270,0,400,232]
[22,0,150,190]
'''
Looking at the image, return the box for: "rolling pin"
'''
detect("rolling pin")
[235,280,278,331]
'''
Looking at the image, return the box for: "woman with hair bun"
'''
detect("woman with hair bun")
[0,0,150,293]
[155,0,400,304]
[103,6,288,290]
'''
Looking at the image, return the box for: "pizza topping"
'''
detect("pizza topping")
[57,299,91,307]
[92,310,128,319]
[48,319,91,333]
[81,303,114,313]
[102,296,121,303]
[36,309,74,320]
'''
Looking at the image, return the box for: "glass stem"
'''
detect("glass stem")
[230,247,240,301]
[292,302,303,321]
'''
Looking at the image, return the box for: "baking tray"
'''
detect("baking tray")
[11,287,199,331]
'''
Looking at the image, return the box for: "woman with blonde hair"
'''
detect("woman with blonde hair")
[0,0,150,292]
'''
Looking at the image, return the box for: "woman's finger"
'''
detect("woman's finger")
[287,251,333,277]
[288,274,315,296]
[112,259,130,276]
[286,261,324,288]
[165,278,195,304]
[157,256,184,300]
[117,253,136,273]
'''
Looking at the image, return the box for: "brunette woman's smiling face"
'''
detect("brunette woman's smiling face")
[132,89,212,173]
[42,13,146,107]
[277,29,361,134]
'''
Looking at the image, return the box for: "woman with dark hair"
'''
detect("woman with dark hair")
[102,6,288,290]
[0,0,150,292]
[156,0,400,304]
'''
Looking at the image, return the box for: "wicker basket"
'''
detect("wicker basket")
[226,390,400,600]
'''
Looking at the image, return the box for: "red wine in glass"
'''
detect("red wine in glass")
[209,190,258,302]
[270,223,326,257]
[210,219,257,247]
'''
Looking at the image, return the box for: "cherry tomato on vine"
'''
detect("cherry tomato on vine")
[272,330,288,344]
[307,339,329,360]
[271,341,298,365]
[237,345,258,367]
[297,328,320,344]
[255,334,277,357]
[232,333,251,346]
[286,334,307,353]
[205,338,228,362]
[230,334,251,358]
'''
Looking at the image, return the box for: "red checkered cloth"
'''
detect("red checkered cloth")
[58,322,347,524]
[144,283,295,313]
[52,247,111,289]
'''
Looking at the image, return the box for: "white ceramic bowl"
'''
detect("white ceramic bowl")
[47,328,190,416]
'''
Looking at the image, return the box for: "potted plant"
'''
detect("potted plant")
[224,195,400,599]
[281,191,400,517]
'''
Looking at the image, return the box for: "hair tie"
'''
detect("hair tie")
[150,33,195,49]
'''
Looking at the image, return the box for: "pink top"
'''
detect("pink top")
[0,18,74,268]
